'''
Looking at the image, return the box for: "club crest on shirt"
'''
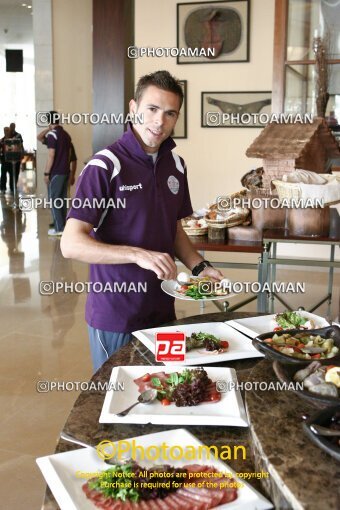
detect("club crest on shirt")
[167,175,179,195]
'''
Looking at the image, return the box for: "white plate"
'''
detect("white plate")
[36,429,273,510]
[161,279,234,301]
[132,322,263,366]
[226,311,329,339]
[99,365,248,426]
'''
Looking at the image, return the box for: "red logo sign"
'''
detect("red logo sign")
[155,332,186,362]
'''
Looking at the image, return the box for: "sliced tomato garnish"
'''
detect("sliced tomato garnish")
[292,346,303,353]
[161,398,171,406]
[326,365,337,371]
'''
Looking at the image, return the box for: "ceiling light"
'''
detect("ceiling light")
[22,3,27,6]
[27,5,32,8]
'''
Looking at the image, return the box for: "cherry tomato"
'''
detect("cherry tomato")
[274,327,283,331]
[311,354,321,359]
[264,338,273,343]
[220,340,229,349]
[326,365,337,371]
[142,374,151,382]
[209,393,219,401]
[161,398,171,406]
[292,346,302,353]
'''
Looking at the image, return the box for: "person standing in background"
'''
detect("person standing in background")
[38,126,77,228]
[0,127,11,195]
[8,122,23,193]
[41,111,72,236]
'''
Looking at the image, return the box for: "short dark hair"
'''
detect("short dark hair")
[47,111,60,125]
[135,70,184,109]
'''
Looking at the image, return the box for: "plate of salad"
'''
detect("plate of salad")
[36,429,273,510]
[226,311,329,339]
[99,365,248,426]
[161,277,234,301]
[132,322,263,366]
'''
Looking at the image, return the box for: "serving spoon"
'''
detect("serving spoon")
[60,431,131,465]
[116,388,158,416]
[310,424,340,437]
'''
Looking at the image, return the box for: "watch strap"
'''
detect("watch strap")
[192,260,212,276]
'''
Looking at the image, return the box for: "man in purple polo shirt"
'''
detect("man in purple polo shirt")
[43,111,72,236]
[61,70,222,371]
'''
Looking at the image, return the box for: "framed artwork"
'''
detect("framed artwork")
[172,80,188,138]
[201,91,272,127]
[177,0,250,64]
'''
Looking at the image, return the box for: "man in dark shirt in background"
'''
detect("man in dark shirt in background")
[0,127,11,194]
[41,111,72,236]
[8,123,23,193]
[38,126,77,228]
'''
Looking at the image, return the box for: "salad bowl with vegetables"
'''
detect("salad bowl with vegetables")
[274,361,340,408]
[252,325,340,365]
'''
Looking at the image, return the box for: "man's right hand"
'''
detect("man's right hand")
[133,249,177,280]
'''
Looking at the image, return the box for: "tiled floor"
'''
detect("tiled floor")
[0,191,339,509]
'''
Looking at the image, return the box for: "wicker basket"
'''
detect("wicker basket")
[205,218,226,228]
[273,176,340,205]
[183,226,208,236]
[272,180,302,201]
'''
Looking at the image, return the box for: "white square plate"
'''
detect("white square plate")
[132,322,263,365]
[99,365,248,426]
[226,311,329,339]
[36,429,273,510]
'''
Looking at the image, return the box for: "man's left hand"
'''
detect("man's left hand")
[199,266,224,280]
[44,174,50,185]
[69,175,75,186]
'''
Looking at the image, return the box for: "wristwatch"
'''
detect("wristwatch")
[192,260,212,276]
[44,173,50,176]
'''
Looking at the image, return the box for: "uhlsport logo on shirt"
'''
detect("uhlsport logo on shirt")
[167,175,180,195]
[119,183,143,191]
[155,332,186,362]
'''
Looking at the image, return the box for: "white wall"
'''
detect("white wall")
[52,0,93,171]
[33,0,53,196]
[134,0,339,262]
[135,0,274,209]
[33,0,92,196]
[0,4,35,151]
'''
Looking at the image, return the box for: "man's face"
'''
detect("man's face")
[129,85,180,153]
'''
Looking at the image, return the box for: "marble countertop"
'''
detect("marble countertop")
[41,312,340,510]
[246,359,340,510]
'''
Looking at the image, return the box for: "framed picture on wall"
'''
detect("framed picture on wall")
[201,91,272,127]
[172,80,187,138]
[177,0,250,64]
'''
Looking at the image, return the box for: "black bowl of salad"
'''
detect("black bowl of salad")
[302,405,340,462]
[273,360,340,408]
[252,325,340,365]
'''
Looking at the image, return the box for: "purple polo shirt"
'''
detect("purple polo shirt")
[46,126,71,177]
[67,124,193,332]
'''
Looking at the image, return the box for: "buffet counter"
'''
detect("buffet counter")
[189,226,340,315]
[42,312,339,510]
